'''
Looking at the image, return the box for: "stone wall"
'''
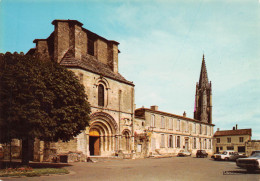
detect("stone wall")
[54,21,70,63]
[245,140,260,156]
[34,20,119,73]
[70,68,134,114]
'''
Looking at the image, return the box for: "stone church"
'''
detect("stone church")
[1,19,214,162]
[27,19,135,161]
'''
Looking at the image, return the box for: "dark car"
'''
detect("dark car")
[196,150,208,158]
[0,146,3,159]
[229,153,247,161]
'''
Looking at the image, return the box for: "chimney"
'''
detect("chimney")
[217,128,220,131]
[236,124,238,130]
[183,111,186,117]
[150,105,158,111]
[233,126,235,130]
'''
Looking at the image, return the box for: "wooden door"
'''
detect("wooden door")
[89,129,100,156]
[94,137,100,155]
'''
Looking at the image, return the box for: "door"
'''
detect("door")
[89,129,100,156]
[185,139,189,151]
[216,147,219,153]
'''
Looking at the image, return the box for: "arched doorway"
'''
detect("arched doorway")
[88,112,118,156]
[122,130,131,152]
[89,129,100,155]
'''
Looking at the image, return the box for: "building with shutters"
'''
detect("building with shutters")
[134,55,215,157]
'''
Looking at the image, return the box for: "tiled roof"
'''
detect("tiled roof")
[60,53,134,86]
[214,129,252,137]
[135,108,215,126]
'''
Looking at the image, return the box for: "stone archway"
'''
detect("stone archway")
[87,112,117,156]
[122,129,131,153]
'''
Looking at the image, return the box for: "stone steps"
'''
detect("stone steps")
[87,156,121,162]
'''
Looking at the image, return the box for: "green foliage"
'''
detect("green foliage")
[0,167,69,177]
[0,52,91,143]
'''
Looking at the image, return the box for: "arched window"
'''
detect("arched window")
[98,84,104,106]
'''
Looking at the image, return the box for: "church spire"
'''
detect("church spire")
[194,54,212,124]
[199,54,208,88]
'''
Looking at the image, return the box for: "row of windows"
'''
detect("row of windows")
[151,115,212,135]
[217,146,246,152]
[160,135,212,150]
[216,137,244,143]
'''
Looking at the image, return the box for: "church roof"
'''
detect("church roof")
[199,54,209,87]
[214,129,252,137]
[60,53,134,86]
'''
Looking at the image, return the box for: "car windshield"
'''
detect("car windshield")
[251,152,260,157]
[223,151,227,155]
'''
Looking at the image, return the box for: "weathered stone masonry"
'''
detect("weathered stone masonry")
[1,20,217,161]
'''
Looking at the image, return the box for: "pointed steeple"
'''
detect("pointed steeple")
[194,54,212,124]
[199,54,208,88]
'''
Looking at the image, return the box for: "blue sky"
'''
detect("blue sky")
[1,0,259,139]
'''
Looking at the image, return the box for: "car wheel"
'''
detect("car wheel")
[224,157,229,161]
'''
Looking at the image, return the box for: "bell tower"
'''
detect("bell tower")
[194,54,212,124]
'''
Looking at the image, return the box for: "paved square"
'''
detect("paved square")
[2,157,260,181]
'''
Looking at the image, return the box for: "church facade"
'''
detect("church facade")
[1,20,214,161]
[27,20,136,161]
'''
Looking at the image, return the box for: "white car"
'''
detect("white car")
[236,151,260,172]
[177,150,191,157]
[214,150,237,161]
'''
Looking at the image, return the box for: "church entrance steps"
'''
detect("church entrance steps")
[87,156,121,162]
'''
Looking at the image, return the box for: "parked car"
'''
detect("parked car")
[0,146,3,159]
[250,150,260,156]
[214,150,237,161]
[211,152,222,160]
[196,150,208,158]
[177,150,191,157]
[236,151,260,172]
[229,153,247,161]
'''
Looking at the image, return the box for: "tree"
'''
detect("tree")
[0,52,91,165]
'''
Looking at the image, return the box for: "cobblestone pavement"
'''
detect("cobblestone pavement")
[1,157,260,181]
